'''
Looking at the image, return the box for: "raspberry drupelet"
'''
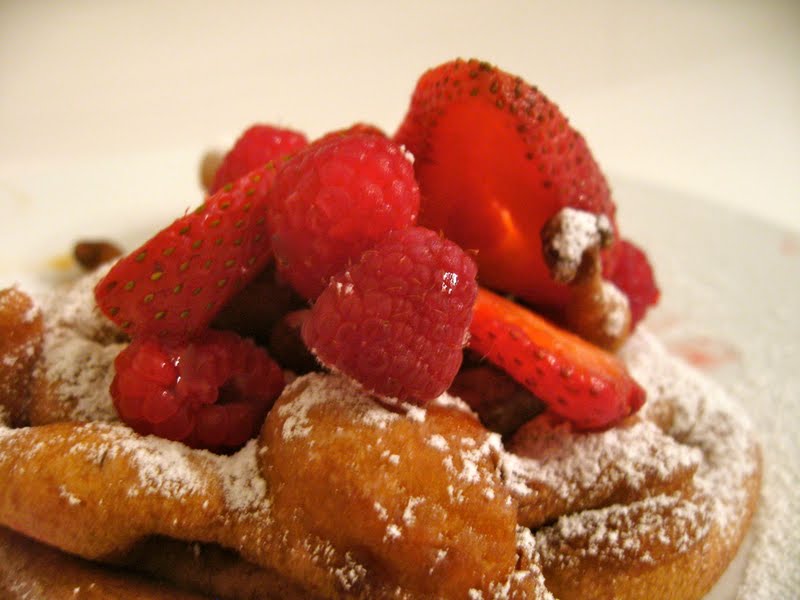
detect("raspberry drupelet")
[268,131,420,300]
[111,329,284,451]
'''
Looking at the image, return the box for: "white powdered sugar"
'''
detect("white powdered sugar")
[624,331,759,533]
[532,329,759,570]
[67,423,206,499]
[35,263,126,422]
[599,280,630,338]
[503,415,702,505]
[543,207,613,283]
[214,439,269,514]
[277,373,402,440]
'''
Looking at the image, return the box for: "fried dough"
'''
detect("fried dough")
[0,527,207,600]
[0,278,761,599]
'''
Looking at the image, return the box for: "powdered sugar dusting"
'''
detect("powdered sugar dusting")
[543,207,612,283]
[277,373,401,440]
[503,414,701,507]
[214,439,269,514]
[67,423,206,499]
[533,329,759,570]
[35,263,126,422]
[600,280,630,338]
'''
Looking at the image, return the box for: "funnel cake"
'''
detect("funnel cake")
[0,267,760,599]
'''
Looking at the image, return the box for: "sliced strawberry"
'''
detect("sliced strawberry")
[394,58,617,312]
[468,287,645,429]
[95,165,275,339]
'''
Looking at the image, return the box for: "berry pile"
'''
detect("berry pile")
[112,330,284,450]
[95,58,660,451]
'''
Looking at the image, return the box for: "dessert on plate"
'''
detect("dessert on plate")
[0,58,760,599]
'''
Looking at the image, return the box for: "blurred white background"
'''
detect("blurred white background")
[1,0,799,231]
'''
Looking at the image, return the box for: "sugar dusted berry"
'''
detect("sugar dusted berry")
[469,288,645,430]
[394,58,617,311]
[111,330,284,451]
[210,124,308,193]
[268,132,420,300]
[302,226,478,403]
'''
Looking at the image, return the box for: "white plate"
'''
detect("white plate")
[1,156,797,598]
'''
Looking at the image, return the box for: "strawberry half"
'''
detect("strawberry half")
[468,287,645,430]
[394,58,618,312]
[95,165,275,339]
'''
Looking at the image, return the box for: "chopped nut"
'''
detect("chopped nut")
[73,240,122,271]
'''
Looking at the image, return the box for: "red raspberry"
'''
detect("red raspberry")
[111,330,284,451]
[313,122,387,146]
[268,132,420,300]
[302,227,478,404]
[603,238,660,326]
[210,124,308,193]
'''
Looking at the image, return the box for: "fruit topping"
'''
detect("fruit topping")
[268,131,420,300]
[394,58,619,311]
[468,287,645,429]
[209,124,308,193]
[95,165,274,339]
[111,329,284,450]
[95,58,659,449]
[604,238,660,327]
[313,121,387,145]
[302,226,478,403]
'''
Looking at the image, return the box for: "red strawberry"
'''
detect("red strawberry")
[95,165,274,339]
[302,226,478,403]
[268,131,420,300]
[468,287,645,429]
[210,124,308,193]
[394,58,618,312]
[603,238,660,327]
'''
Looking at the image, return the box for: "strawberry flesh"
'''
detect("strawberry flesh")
[395,58,618,311]
[468,287,645,429]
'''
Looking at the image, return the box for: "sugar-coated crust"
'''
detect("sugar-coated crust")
[0,281,761,599]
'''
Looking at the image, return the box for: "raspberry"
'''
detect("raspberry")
[210,124,308,193]
[603,238,660,326]
[268,132,420,300]
[314,122,386,146]
[302,227,478,403]
[111,330,284,451]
